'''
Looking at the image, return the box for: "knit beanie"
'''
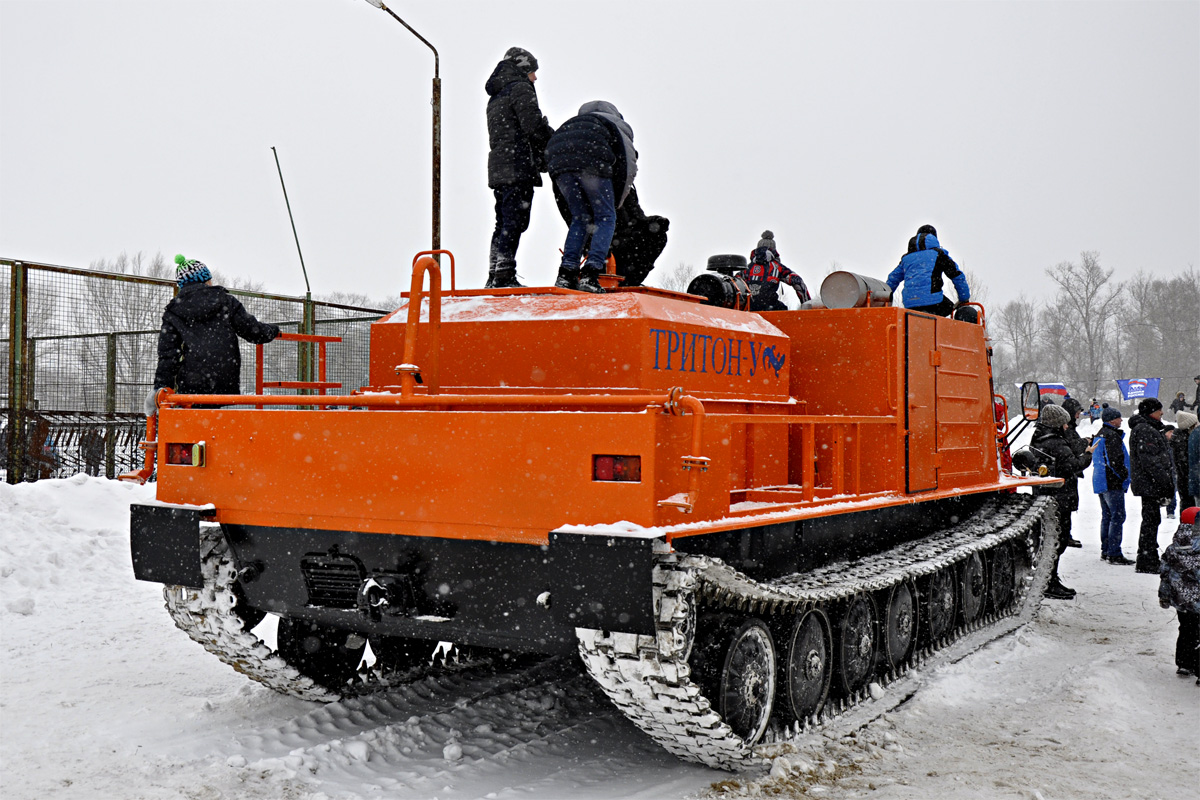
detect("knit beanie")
[1038,403,1070,427]
[1176,411,1198,432]
[1101,407,1122,423]
[1182,507,1198,526]
[756,230,777,252]
[174,254,212,287]
[504,47,538,72]
[917,224,938,238]
[1137,397,1163,416]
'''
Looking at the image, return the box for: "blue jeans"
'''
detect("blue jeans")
[555,172,616,272]
[1098,489,1126,557]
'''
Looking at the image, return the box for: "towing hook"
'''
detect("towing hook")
[357,578,391,620]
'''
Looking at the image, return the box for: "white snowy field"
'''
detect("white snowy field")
[1,423,1197,800]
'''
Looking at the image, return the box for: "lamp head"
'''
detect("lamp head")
[363,0,384,8]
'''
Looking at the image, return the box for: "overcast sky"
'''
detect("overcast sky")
[2,0,1196,309]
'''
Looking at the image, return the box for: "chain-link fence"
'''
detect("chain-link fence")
[3,258,387,483]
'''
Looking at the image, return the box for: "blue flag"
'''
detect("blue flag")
[1115,378,1161,401]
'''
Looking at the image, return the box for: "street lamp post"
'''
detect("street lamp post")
[363,0,440,253]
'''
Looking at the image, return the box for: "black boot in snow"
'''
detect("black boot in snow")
[577,268,605,294]
[554,266,579,290]
[485,268,525,289]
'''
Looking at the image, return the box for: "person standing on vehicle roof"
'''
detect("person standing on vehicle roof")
[886,224,972,319]
[1130,397,1176,573]
[147,255,280,415]
[545,100,638,294]
[735,231,811,311]
[1032,403,1099,599]
[484,47,555,289]
[1093,407,1135,565]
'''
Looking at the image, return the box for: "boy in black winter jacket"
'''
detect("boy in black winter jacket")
[1130,398,1176,572]
[1031,403,1099,598]
[147,255,280,414]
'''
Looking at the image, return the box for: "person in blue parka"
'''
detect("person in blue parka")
[886,224,971,317]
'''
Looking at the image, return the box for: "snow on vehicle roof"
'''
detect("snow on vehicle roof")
[383,293,784,336]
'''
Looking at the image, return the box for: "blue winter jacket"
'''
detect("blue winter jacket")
[1092,423,1131,494]
[885,233,970,309]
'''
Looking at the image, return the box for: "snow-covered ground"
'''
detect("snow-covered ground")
[2,418,1196,800]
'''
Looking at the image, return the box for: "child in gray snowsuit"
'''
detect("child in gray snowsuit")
[1158,506,1200,681]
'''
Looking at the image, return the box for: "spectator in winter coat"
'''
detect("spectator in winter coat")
[1169,392,1189,417]
[1093,407,1134,564]
[484,47,555,289]
[545,101,638,294]
[1173,411,1197,508]
[1060,397,1089,548]
[1157,506,1200,680]
[1188,375,1200,411]
[148,255,281,414]
[885,225,971,318]
[1129,397,1176,573]
[1031,403,1099,599]
[1191,412,1200,505]
[736,231,811,311]
[1088,400,1102,421]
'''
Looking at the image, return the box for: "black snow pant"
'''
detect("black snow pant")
[1137,497,1164,572]
[1050,499,1071,583]
[1175,609,1199,675]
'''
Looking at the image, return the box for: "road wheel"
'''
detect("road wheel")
[782,608,832,723]
[835,594,877,695]
[276,618,366,692]
[694,616,776,745]
[960,553,986,625]
[883,582,918,669]
[924,567,956,644]
[989,544,1016,612]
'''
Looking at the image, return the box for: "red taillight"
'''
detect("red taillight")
[593,455,641,482]
[165,442,204,467]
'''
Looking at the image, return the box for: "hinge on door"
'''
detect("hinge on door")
[929,350,942,366]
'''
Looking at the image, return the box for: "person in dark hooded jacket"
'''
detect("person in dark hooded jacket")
[1059,396,1089,547]
[148,255,280,413]
[1031,403,1099,598]
[1129,397,1176,573]
[885,224,971,318]
[545,101,637,294]
[484,47,554,289]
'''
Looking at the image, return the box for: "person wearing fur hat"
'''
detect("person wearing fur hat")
[1093,406,1134,564]
[1158,506,1200,681]
[484,47,555,289]
[1129,397,1176,572]
[1173,411,1198,507]
[885,224,972,319]
[147,255,281,415]
[735,231,811,311]
[1031,402,1099,598]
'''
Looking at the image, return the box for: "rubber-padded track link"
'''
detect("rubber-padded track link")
[576,495,1059,770]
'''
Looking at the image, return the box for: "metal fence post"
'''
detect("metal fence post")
[6,262,28,483]
[105,333,116,479]
[300,295,316,392]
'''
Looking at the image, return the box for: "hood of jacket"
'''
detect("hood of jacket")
[579,100,637,198]
[1172,522,1200,550]
[166,283,226,324]
[485,59,528,97]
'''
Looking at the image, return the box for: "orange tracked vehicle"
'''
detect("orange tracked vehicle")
[130,251,1058,769]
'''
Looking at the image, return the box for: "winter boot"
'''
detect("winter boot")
[1107,554,1135,566]
[1066,537,1083,548]
[576,268,605,294]
[554,266,579,290]
[1044,576,1076,600]
[485,268,525,289]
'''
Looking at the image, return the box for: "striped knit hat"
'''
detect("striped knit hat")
[174,254,212,287]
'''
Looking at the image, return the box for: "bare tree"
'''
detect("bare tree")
[651,261,702,293]
[1045,252,1123,398]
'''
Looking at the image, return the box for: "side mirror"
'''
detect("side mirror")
[1020,381,1042,421]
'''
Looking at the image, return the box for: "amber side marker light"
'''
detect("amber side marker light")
[593,455,641,482]
[166,442,206,467]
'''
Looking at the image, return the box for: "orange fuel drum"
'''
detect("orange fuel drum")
[131,252,1051,653]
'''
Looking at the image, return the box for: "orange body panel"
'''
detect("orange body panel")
[153,291,1036,544]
